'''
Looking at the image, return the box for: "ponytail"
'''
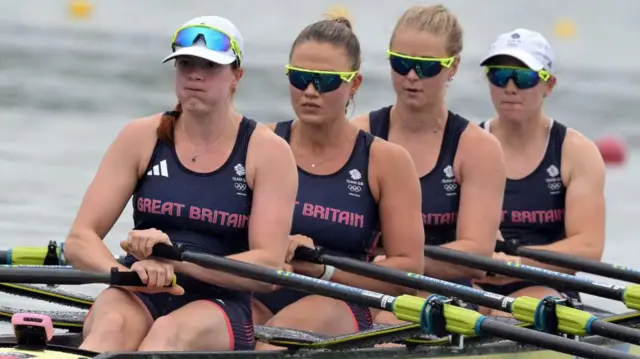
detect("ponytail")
[157,102,182,143]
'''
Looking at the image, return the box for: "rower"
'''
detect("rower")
[62,15,298,352]
[12,313,53,348]
[351,4,506,323]
[250,12,424,348]
[472,28,606,315]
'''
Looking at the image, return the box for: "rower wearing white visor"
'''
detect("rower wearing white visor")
[64,15,297,352]
[472,29,606,315]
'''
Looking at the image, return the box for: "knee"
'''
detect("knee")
[144,315,181,345]
[145,314,220,349]
[85,310,127,337]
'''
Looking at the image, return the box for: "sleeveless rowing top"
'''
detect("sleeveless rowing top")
[129,116,257,299]
[480,119,567,245]
[368,106,469,246]
[275,120,380,260]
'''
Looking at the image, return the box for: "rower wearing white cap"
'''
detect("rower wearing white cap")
[473,28,606,315]
[64,16,298,351]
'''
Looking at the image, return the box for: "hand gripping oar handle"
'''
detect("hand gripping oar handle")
[109,268,177,287]
[150,243,185,261]
[495,240,640,284]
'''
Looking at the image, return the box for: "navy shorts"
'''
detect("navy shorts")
[253,288,373,332]
[475,280,582,303]
[113,256,256,350]
[132,290,255,350]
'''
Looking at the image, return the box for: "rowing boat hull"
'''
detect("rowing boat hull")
[0,314,638,359]
[0,340,634,359]
[0,290,638,358]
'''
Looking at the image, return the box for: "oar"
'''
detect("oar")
[496,241,640,284]
[148,243,637,359]
[293,247,640,346]
[0,241,126,266]
[422,245,640,311]
[0,266,177,287]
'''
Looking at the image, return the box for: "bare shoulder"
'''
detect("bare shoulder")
[117,113,162,144]
[370,137,415,173]
[109,113,161,159]
[112,113,162,173]
[250,122,289,148]
[562,128,605,179]
[247,122,293,162]
[456,123,505,183]
[246,122,296,190]
[262,122,277,131]
[563,128,602,160]
[458,122,503,155]
[350,113,371,132]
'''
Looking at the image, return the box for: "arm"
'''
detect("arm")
[424,128,506,279]
[520,131,606,274]
[64,117,155,273]
[328,141,425,296]
[175,126,298,292]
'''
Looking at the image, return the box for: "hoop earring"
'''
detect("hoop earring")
[345,96,356,117]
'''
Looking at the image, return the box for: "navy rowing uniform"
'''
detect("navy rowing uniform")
[253,120,378,331]
[122,116,258,350]
[476,119,579,302]
[368,106,471,288]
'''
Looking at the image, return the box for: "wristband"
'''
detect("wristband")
[319,264,335,281]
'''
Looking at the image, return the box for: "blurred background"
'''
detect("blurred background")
[0,0,638,326]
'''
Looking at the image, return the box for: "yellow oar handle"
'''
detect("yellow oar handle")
[392,294,483,337]
[511,296,594,336]
[623,285,640,310]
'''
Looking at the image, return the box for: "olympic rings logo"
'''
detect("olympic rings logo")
[548,182,561,191]
[348,185,361,193]
[444,183,457,192]
[235,183,247,191]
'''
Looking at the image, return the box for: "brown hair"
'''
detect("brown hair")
[289,8,361,71]
[157,103,182,143]
[391,4,463,57]
[157,61,241,143]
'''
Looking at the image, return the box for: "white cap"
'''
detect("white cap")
[162,16,244,66]
[480,28,554,73]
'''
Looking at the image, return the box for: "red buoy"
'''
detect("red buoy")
[595,136,627,166]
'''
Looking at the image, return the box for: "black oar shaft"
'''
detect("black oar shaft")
[153,245,640,359]
[153,244,638,359]
[498,242,640,284]
[590,320,640,346]
[0,267,160,287]
[297,247,640,345]
[480,320,637,359]
[306,251,512,311]
[181,251,395,310]
[424,246,626,301]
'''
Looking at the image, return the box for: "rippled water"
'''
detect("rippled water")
[1,0,639,329]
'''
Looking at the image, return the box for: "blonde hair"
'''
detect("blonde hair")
[324,5,353,29]
[391,4,463,57]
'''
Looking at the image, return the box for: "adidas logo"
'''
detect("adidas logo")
[147,159,169,177]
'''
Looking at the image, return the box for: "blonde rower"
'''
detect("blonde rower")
[352,4,506,323]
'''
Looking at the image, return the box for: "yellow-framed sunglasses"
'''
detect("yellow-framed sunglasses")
[285,65,358,93]
[387,50,454,78]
